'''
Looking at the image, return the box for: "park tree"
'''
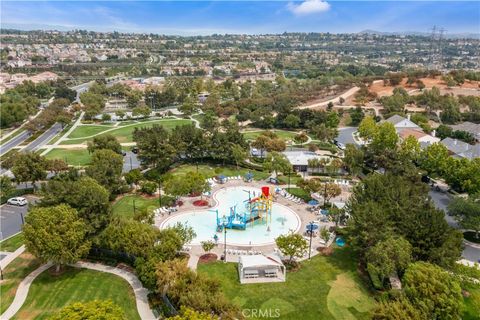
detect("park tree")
[294,132,309,144]
[124,168,143,185]
[54,85,77,103]
[311,123,336,142]
[100,218,160,258]
[298,178,322,195]
[284,114,301,128]
[448,194,480,240]
[349,106,365,125]
[39,176,111,234]
[133,125,176,170]
[126,89,143,108]
[49,300,127,320]
[132,105,152,118]
[87,134,122,154]
[23,204,91,272]
[80,92,105,119]
[358,116,378,140]
[343,144,364,175]
[170,307,216,320]
[346,173,463,268]
[231,144,247,169]
[171,124,207,161]
[366,235,412,288]
[398,135,421,161]
[263,152,292,178]
[5,152,48,187]
[370,122,398,153]
[0,176,14,199]
[47,159,69,174]
[321,182,341,206]
[164,171,209,198]
[373,298,426,320]
[86,149,125,197]
[403,262,463,320]
[275,232,308,265]
[418,143,449,177]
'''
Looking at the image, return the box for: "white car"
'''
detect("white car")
[7,197,28,206]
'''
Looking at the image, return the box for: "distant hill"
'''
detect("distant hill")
[359,29,480,40]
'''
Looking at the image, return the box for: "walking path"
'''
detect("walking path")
[1,260,156,320]
[298,86,360,110]
[40,111,85,156]
[0,245,25,270]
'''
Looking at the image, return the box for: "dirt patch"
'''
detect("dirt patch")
[198,253,218,264]
[369,77,480,97]
[317,246,334,256]
[193,199,209,207]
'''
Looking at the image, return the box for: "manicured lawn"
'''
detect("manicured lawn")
[62,119,192,144]
[0,233,24,252]
[286,187,313,202]
[463,284,480,320]
[197,248,375,320]
[12,266,140,320]
[242,130,300,142]
[0,253,41,314]
[112,194,165,219]
[44,148,91,166]
[167,164,270,181]
[66,125,114,139]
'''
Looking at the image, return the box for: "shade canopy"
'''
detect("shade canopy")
[308,200,319,206]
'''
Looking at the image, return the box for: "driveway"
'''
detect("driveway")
[0,197,38,240]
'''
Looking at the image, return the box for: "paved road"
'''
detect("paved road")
[123,151,140,173]
[429,189,479,262]
[0,204,28,241]
[335,127,358,147]
[0,131,31,156]
[23,123,63,152]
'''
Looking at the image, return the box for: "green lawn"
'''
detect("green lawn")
[0,233,24,252]
[112,194,164,219]
[166,164,271,181]
[62,119,192,144]
[44,148,91,166]
[197,248,375,320]
[286,187,313,202]
[12,266,140,320]
[242,130,300,142]
[463,283,480,320]
[0,253,41,314]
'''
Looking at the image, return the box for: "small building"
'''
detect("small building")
[449,122,480,142]
[282,150,330,172]
[238,254,286,284]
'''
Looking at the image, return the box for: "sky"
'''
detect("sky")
[1,1,479,35]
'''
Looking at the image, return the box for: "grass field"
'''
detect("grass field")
[12,266,140,320]
[0,233,24,252]
[0,253,41,314]
[44,148,92,166]
[166,164,271,181]
[463,284,480,320]
[198,247,375,320]
[112,194,172,219]
[242,130,300,142]
[61,119,192,144]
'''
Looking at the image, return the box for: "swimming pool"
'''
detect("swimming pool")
[160,186,301,246]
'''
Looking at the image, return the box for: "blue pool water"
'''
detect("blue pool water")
[336,237,346,247]
[161,186,301,246]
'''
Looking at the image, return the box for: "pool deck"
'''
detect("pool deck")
[154,179,351,269]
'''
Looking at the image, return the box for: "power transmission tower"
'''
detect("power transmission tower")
[429,25,437,68]
[438,28,447,70]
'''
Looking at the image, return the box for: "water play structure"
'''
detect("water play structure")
[216,186,273,231]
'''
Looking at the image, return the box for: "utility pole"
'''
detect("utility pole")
[438,28,447,70]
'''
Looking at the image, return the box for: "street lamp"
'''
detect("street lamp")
[222,215,228,263]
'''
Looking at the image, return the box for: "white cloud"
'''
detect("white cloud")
[288,0,330,16]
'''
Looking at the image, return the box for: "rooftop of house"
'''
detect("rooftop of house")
[384,114,420,129]
[449,122,480,140]
[282,150,329,166]
[441,137,480,160]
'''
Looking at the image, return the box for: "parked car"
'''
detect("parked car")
[131,147,139,154]
[7,197,28,206]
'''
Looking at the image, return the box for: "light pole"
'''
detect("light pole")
[222,215,228,263]
[288,167,292,193]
